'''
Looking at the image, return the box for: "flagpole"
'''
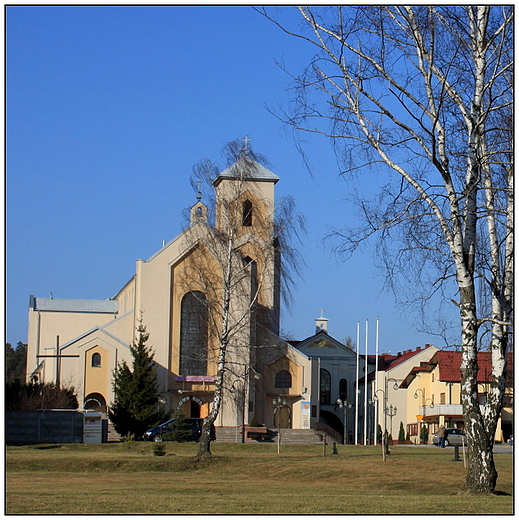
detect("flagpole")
[364,319,368,445]
[355,321,360,445]
[374,317,379,445]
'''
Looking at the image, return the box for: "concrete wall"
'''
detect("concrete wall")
[5,410,107,444]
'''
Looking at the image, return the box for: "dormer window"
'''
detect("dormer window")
[242,200,253,226]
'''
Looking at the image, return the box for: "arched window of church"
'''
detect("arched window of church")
[92,353,101,368]
[320,368,331,404]
[339,378,348,400]
[242,200,253,227]
[180,291,208,376]
[275,370,291,388]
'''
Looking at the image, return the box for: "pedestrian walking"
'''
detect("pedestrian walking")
[437,425,446,448]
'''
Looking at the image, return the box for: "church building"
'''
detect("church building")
[26,153,364,437]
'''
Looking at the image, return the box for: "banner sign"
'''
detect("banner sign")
[301,401,311,429]
[174,375,215,382]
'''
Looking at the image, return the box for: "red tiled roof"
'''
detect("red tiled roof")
[386,349,425,370]
[438,351,513,383]
[400,350,513,388]
[361,346,436,383]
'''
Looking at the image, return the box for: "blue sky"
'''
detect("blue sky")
[6,5,456,353]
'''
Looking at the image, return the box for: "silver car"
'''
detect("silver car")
[433,428,466,446]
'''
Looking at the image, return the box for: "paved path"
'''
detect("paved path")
[391,443,513,454]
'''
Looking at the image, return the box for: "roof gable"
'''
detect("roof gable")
[385,345,438,371]
[293,331,356,359]
[60,325,130,351]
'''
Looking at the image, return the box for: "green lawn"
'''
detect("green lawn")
[6,442,513,515]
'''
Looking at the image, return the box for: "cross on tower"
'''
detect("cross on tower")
[196,178,203,201]
[243,135,251,154]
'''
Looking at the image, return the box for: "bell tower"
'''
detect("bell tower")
[212,152,281,336]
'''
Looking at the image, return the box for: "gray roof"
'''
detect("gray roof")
[214,157,279,185]
[30,295,118,314]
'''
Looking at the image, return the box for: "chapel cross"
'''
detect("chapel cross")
[36,335,79,388]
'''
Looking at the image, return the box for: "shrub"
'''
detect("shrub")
[162,413,192,442]
[420,425,429,444]
[153,443,166,456]
[5,380,78,411]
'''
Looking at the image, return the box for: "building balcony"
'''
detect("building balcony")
[419,404,489,417]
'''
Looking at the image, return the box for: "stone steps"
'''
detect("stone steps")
[107,422,123,442]
[107,423,327,445]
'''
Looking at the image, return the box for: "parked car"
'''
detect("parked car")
[143,418,216,442]
[507,434,513,446]
[432,428,466,446]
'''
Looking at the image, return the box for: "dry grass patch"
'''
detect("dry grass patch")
[6,443,513,515]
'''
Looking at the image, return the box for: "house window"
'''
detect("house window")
[180,291,208,376]
[91,353,101,368]
[275,370,292,388]
[242,200,253,226]
[440,393,446,404]
[320,369,331,404]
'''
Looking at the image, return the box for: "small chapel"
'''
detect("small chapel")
[26,152,361,437]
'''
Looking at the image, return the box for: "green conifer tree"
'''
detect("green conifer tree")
[163,413,192,442]
[398,421,406,442]
[109,324,165,439]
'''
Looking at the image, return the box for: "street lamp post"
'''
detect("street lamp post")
[336,398,352,445]
[373,389,387,460]
[373,376,399,461]
[273,396,286,454]
[385,404,397,439]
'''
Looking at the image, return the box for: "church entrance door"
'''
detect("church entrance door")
[274,405,291,428]
[178,396,203,418]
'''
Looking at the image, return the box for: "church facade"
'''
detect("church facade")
[27,156,364,434]
[31,153,500,444]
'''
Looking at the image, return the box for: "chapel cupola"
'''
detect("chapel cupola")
[315,310,329,334]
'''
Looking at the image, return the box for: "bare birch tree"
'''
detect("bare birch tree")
[178,140,304,460]
[259,6,513,493]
